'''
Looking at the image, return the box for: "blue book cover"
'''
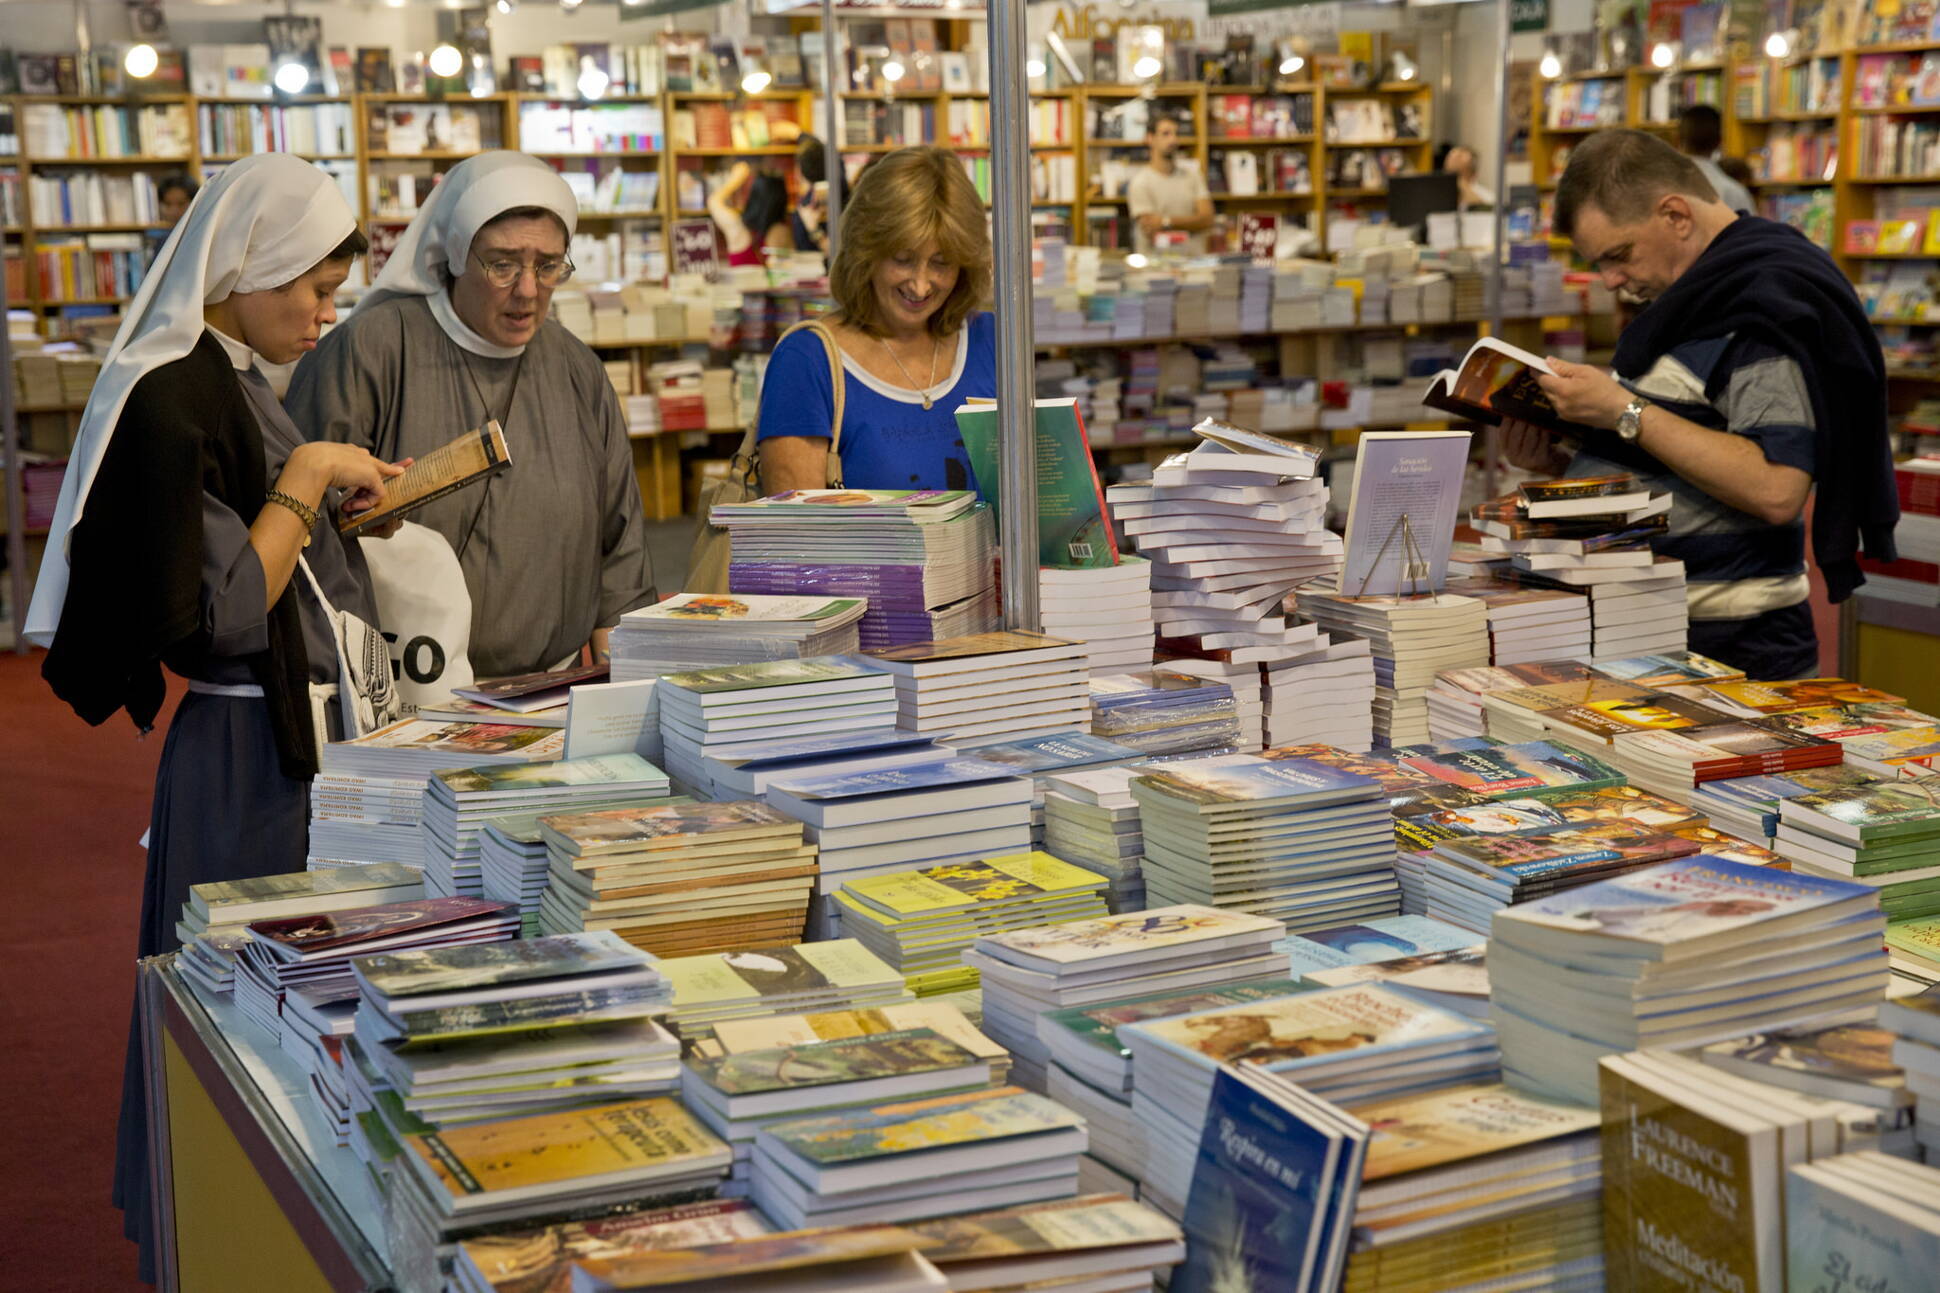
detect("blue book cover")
[1493,856,1881,952]
[1400,740,1626,800]
[1390,737,1506,757]
[968,732,1144,774]
[766,758,1026,801]
[728,730,937,769]
[1133,757,1382,809]
[1172,1066,1364,1293]
[1278,915,1496,974]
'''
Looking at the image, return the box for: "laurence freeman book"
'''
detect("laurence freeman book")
[1420,337,1599,435]
[1172,1065,1368,1293]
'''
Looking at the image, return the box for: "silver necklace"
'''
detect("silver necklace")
[879,332,942,409]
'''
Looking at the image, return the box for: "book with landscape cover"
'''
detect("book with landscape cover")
[453,1198,768,1293]
[1421,337,1600,435]
[569,1224,930,1288]
[249,897,513,955]
[657,941,902,1005]
[432,755,661,798]
[1400,741,1626,800]
[904,1193,1182,1264]
[758,1085,1082,1167]
[350,929,643,998]
[541,801,796,858]
[1353,1081,1599,1181]
[1278,915,1481,973]
[1435,824,1701,885]
[842,853,1106,919]
[1129,985,1491,1076]
[658,658,888,695]
[339,420,510,536]
[1590,652,1745,688]
[974,906,1282,968]
[685,1028,983,1098]
[1694,678,1907,715]
[1779,774,1940,843]
[1699,1022,1909,1108]
[1040,978,1311,1067]
[1132,757,1381,810]
[628,594,867,624]
[707,1003,1003,1067]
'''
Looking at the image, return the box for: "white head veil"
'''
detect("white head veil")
[353,151,578,359]
[25,152,355,647]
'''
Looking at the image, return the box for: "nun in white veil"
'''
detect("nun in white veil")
[286,150,655,679]
[30,153,400,1283]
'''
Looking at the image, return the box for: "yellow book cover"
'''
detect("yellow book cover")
[404,1098,726,1201]
[708,1002,1007,1065]
[455,1198,768,1293]
[657,940,896,1006]
[1353,1082,1599,1181]
[1598,1056,1781,1292]
[845,852,1105,918]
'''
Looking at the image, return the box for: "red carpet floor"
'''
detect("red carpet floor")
[1,649,165,1290]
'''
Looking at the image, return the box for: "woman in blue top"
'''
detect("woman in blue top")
[757,145,996,492]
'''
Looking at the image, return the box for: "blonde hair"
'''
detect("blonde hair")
[829,146,991,338]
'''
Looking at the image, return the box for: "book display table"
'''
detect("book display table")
[138,956,394,1292]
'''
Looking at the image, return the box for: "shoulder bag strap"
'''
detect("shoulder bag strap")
[795,319,846,486]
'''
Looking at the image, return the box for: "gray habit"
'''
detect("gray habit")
[285,293,657,677]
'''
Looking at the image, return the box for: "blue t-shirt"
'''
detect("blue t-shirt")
[757,312,997,492]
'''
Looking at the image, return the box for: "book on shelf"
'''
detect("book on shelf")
[339,421,510,537]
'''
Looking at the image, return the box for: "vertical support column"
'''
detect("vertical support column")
[821,0,843,262]
[1,311,25,654]
[1483,0,1516,500]
[990,0,1039,630]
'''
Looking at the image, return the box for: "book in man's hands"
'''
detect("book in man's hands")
[339,419,511,536]
[1421,337,1600,435]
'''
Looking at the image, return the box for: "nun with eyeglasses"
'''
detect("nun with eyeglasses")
[24,152,405,1282]
[286,151,656,678]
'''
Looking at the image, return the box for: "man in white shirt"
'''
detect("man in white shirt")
[1126,115,1214,255]
[1676,105,1753,214]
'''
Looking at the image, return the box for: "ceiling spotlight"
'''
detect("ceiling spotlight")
[124,43,159,79]
[1539,51,1562,80]
[560,0,582,9]
[383,0,405,8]
[428,43,465,79]
[577,61,610,100]
[1131,56,1162,80]
[494,0,515,13]
[881,59,906,83]
[1279,55,1304,77]
[1650,42,1675,69]
[1026,58,1046,79]
[741,68,772,95]
[1765,30,1791,58]
[273,60,310,94]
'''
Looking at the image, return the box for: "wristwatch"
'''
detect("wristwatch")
[1616,396,1649,442]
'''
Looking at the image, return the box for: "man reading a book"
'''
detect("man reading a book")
[1501,129,1898,680]
[288,152,655,677]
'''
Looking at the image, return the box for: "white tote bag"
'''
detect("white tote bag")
[358,521,476,708]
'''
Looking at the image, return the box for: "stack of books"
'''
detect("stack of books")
[388,1099,731,1286]
[607,594,868,682]
[682,1026,1000,1192]
[451,1198,770,1293]
[832,852,1110,974]
[1884,987,1940,1160]
[961,905,1286,1091]
[418,755,670,899]
[904,1195,1185,1291]
[1775,773,1940,923]
[1424,661,1591,740]
[1087,670,1241,756]
[1784,1152,1940,1292]
[1599,1047,1916,1293]
[348,930,679,1130]
[1476,674,1643,744]
[1037,978,1306,1180]
[1342,1082,1604,1293]
[1420,822,1706,933]
[1109,429,1343,666]
[701,728,945,801]
[536,800,817,956]
[748,1084,1088,1229]
[173,861,423,992]
[1699,1018,1914,1125]
[1119,984,1498,1218]
[1129,753,1400,933]
[692,999,1009,1087]
[1590,649,1745,688]
[656,940,911,1042]
[1445,575,1592,665]
[1582,562,1692,660]
[1296,591,1491,746]
[309,720,566,870]
[963,731,1143,846]
[1262,635,1377,751]
[1490,857,1889,1103]
[765,757,1035,924]
[1041,767,1148,912]
[713,488,999,650]
[861,631,1093,748]
[652,658,897,797]
[1689,764,1878,844]
[1039,559,1156,674]
[1160,656,1264,749]
[1276,911,1482,976]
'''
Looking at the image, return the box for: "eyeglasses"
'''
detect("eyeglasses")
[470,253,575,289]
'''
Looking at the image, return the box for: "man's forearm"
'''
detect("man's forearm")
[1636,404,1812,526]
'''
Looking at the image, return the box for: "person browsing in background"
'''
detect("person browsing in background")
[793,134,831,257]
[1675,104,1754,213]
[753,145,995,495]
[1127,114,1214,256]
[22,153,403,1285]
[157,173,197,227]
[1497,129,1899,679]
[286,151,655,678]
[1436,143,1495,209]
[708,160,795,268]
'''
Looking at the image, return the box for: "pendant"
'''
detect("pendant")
[921,394,932,410]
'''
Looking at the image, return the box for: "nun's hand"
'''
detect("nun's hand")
[283,443,406,524]
[343,457,413,538]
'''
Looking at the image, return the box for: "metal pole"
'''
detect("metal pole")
[990,0,1038,630]
[1483,0,1515,500]
[821,0,843,263]
[1,297,25,654]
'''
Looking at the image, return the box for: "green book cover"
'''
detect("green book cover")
[954,398,1119,570]
[1041,978,1311,1059]
[687,1027,980,1097]
[353,930,646,998]
[434,754,664,796]
[191,861,420,908]
[762,1085,1081,1165]
[1784,774,1940,842]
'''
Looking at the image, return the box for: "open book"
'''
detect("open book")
[1421,337,1599,436]
[339,420,511,536]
